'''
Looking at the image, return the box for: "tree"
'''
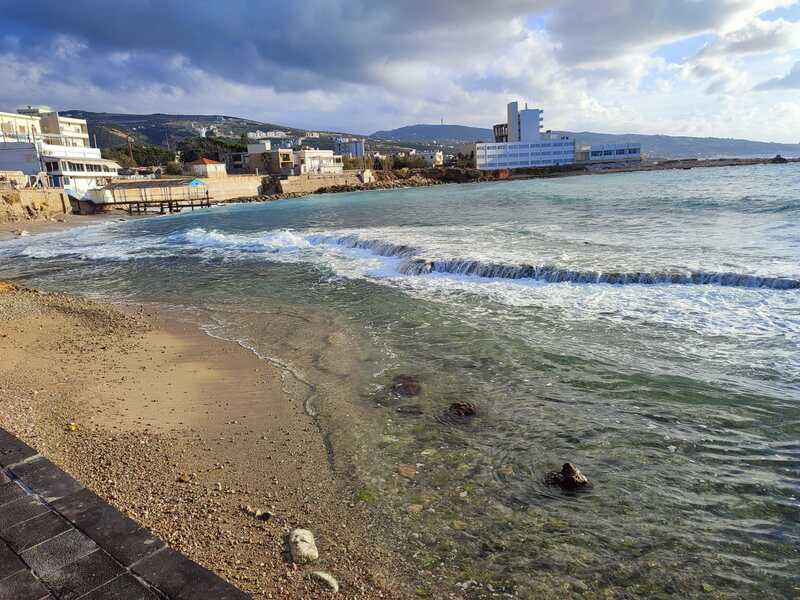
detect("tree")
[163,161,183,175]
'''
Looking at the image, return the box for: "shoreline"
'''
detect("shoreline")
[0,283,414,598]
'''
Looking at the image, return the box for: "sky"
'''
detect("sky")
[1,0,800,142]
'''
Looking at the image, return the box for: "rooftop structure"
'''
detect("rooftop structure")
[187,157,227,178]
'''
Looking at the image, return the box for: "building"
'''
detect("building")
[305,132,320,138]
[244,141,272,173]
[0,111,43,142]
[334,137,365,157]
[576,143,642,162]
[293,149,343,175]
[264,149,295,177]
[475,100,641,171]
[415,149,444,167]
[265,130,288,138]
[0,108,119,197]
[186,157,227,178]
[247,130,269,140]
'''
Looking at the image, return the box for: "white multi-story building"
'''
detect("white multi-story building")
[476,101,641,170]
[266,130,288,138]
[476,102,575,170]
[247,130,269,140]
[293,149,343,175]
[0,108,119,197]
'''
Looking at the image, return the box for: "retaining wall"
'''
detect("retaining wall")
[278,172,364,194]
[200,175,267,201]
[1,189,69,221]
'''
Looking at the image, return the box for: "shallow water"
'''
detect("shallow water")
[1,164,799,597]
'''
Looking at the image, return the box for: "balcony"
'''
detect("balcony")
[39,143,102,160]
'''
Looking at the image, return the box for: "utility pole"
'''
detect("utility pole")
[127,136,134,164]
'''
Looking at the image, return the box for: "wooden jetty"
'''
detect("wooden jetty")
[75,178,214,215]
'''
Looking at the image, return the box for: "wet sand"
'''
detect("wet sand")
[0,283,414,598]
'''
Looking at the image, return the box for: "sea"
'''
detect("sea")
[1,163,798,598]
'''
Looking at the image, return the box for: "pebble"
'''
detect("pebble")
[310,571,339,593]
[397,464,416,479]
[406,504,424,514]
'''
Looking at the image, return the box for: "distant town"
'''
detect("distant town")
[0,100,796,218]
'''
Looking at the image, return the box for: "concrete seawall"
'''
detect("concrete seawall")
[277,172,365,194]
[1,189,69,222]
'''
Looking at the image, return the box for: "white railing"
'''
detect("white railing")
[39,143,102,160]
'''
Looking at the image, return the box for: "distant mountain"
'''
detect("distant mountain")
[369,123,800,159]
[62,110,302,148]
[370,124,493,143]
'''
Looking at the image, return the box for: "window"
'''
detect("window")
[628,148,639,154]
[616,149,626,155]
[591,151,603,157]
[604,150,613,156]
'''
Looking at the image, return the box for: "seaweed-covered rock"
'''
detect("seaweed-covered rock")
[544,463,590,490]
[391,374,421,396]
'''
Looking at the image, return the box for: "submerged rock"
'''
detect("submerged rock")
[437,401,479,425]
[449,401,477,417]
[396,404,424,415]
[391,374,422,396]
[288,528,319,563]
[544,463,590,490]
[310,571,339,593]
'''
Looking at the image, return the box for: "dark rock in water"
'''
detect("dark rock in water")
[449,401,477,417]
[544,463,590,490]
[436,401,479,425]
[396,404,424,415]
[772,154,788,164]
[391,374,422,396]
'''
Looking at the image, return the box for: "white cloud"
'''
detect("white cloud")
[754,60,800,89]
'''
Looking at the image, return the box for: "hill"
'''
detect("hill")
[370,124,800,159]
[370,124,493,143]
[61,110,303,149]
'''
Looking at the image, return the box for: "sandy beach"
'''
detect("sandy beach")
[0,280,414,598]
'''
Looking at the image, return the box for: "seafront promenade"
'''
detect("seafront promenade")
[0,428,250,600]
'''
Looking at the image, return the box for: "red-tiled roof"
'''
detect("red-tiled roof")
[187,158,223,165]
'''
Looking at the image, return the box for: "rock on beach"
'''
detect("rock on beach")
[289,528,319,564]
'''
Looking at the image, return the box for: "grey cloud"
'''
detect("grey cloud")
[754,60,800,89]
[0,0,549,93]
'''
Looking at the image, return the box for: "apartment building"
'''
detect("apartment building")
[0,107,119,197]
[334,138,365,157]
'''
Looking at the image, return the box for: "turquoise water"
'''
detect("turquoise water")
[2,164,799,598]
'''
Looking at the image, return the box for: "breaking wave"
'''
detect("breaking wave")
[311,234,800,290]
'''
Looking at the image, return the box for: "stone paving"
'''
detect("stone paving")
[0,428,251,599]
